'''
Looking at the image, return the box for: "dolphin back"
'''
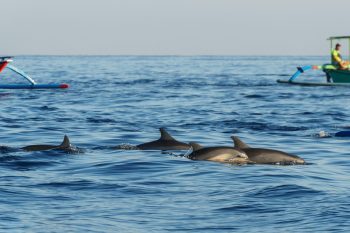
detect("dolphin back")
[231,136,305,165]
[137,128,190,150]
[244,148,305,165]
[188,146,249,164]
[22,135,75,152]
[22,145,58,152]
[231,136,250,149]
[60,135,71,148]
[159,128,176,141]
[189,142,203,151]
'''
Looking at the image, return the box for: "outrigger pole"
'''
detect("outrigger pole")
[0,56,69,89]
[6,64,36,85]
[288,65,313,82]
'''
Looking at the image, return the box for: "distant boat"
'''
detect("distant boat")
[0,56,69,89]
[277,36,350,86]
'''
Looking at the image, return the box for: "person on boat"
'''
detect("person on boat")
[332,43,349,69]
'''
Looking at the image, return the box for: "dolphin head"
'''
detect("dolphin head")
[275,157,306,165]
[237,150,249,159]
[292,157,306,165]
[226,150,251,164]
[227,155,250,164]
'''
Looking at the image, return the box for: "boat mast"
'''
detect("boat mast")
[330,39,333,62]
[348,38,350,61]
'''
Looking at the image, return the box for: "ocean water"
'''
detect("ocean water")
[0,56,349,232]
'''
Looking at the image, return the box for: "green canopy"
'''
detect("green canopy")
[328,36,350,40]
[328,36,350,61]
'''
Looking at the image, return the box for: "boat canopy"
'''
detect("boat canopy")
[0,56,13,62]
[328,36,350,61]
[328,36,350,40]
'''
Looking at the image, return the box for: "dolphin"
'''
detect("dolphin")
[335,130,350,137]
[187,142,251,164]
[136,128,191,150]
[231,136,305,165]
[22,135,76,152]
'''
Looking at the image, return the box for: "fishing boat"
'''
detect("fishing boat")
[277,36,350,86]
[0,56,69,89]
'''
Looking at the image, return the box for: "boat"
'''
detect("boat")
[277,36,350,86]
[0,56,69,89]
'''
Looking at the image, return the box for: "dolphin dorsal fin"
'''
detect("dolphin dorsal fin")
[159,128,175,141]
[189,142,203,151]
[60,135,71,148]
[231,136,250,149]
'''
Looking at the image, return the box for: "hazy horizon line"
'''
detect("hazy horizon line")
[4,54,330,57]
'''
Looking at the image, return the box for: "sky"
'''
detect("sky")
[1,0,350,55]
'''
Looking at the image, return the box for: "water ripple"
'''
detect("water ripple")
[249,184,324,198]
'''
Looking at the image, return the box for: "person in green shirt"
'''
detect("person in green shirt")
[332,43,349,69]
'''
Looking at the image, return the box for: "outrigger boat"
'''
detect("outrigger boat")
[277,36,350,86]
[0,56,69,89]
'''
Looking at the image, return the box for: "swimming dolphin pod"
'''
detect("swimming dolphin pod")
[231,136,305,165]
[136,128,191,150]
[6,130,307,166]
[21,135,78,152]
[187,142,252,165]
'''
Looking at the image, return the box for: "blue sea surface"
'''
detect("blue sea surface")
[0,56,349,232]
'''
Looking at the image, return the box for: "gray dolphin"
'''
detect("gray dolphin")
[22,135,75,152]
[136,128,191,150]
[187,142,251,164]
[231,136,305,165]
